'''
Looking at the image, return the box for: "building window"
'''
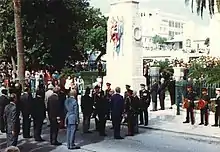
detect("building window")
[181,23,183,28]
[162,19,168,22]
[169,21,174,27]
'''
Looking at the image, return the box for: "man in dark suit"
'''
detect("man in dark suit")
[0,88,10,133]
[81,87,93,133]
[4,93,19,147]
[47,87,62,145]
[20,87,33,138]
[32,89,46,141]
[111,87,124,139]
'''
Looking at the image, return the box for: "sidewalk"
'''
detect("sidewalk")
[143,107,220,139]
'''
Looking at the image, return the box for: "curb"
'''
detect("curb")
[138,125,220,140]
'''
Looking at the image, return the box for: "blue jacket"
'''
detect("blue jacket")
[111,93,124,117]
[65,96,79,125]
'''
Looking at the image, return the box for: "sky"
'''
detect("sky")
[90,0,210,26]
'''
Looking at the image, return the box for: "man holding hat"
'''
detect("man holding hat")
[212,88,220,127]
[199,88,210,126]
[139,84,150,126]
[183,85,196,125]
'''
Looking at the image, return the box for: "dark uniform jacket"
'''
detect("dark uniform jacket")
[111,94,124,117]
[201,94,210,109]
[139,89,151,109]
[125,96,137,115]
[0,95,10,119]
[186,91,196,108]
[81,95,94,116]
[4,102,19,134]
[20,92,33,116]
[32,92,46,120]
[216,95,220,116]
[47,93,60,119]
[93,92,107,115]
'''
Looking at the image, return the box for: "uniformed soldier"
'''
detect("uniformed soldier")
[139,84,150,126]
[158,78,166,110]
[183,86,196,125]
[199,88,210,126]
[125,89,135,136]
[105,83,112,120]
[20,87,33,138]
[123,85,131,123]
[93,85,107,136]
[124,85,131,99]
[212,88,220,127]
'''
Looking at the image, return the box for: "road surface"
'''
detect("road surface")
[1,122,220,152]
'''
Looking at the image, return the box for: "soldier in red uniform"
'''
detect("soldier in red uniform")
[199,88,210,126]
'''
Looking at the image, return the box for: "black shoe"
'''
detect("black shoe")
[144,123,148,126]
[69,146,80,150]
[126,134,134,136]
[23,135,32,138]
[183,121,189,123]
[51,142,62,146]
[84,131,92,134]
[169,107,173,109]
[204,123,208,126]
[110,127,113,129]
[99,133,107,136]
[114,136,124,140]
[199,123,204,125]
[1,130,6,133]
[212,124,218,127]
[139,123,144,125]
[35,138,45,142]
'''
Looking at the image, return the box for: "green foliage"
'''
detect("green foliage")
[152,35,167,44]
[188,56,220,84]
[0,0,107,69]
[185,0,220,18]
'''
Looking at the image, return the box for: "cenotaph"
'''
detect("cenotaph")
[104,0,145,92]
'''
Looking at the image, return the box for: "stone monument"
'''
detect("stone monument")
[104,0,145,92]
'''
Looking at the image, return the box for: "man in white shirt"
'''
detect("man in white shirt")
[45,84,54,126]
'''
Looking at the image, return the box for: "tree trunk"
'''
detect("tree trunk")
[13,0,25,88]
[10,56,16,74]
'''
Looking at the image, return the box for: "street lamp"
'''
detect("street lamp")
[149,66,160,86]
[173,67,185,115]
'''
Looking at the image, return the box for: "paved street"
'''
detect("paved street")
[1,122,220,152]
[1,95,220,152]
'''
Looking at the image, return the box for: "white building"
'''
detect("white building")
[140,9,186,48]
[183,21,209,53]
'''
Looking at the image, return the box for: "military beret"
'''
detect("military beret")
[140,84,145,87]
[125,85,131,88]
[106,82,111,86]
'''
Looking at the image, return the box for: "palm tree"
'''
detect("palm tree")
[13,0,25,88]
[185,0,220,18]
